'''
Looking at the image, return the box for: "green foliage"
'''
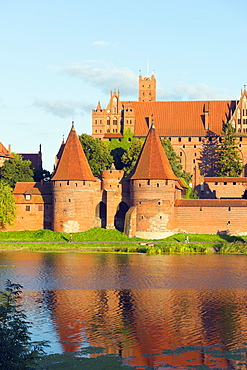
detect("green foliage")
[121,138,144,175]
[184,186,198,199]
[216,122,243,177]
[0,280,48,370]
[33,169,51,182]
[0,154,34,188]
[0,180,16,228]
[78,134,113,176]
[161,138,192,184]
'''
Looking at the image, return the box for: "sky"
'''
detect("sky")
[1,0,247,171]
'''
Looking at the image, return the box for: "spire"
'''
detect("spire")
[130,126,178,180]
[52,124,96,181]
[96,101,102,110]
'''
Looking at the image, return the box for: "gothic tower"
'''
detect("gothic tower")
[138,75,156,102]
[125,124,182,238]
[52,122,98,233]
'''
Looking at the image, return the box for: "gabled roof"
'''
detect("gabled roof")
[130,124,178,180]
[122,100,236,137]
[52,123,96,181]
[0,142,14,159]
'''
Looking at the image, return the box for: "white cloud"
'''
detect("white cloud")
[50,62,137,96]
[92,41,120,47]
[158,82,229,101]
[33,99,93,118]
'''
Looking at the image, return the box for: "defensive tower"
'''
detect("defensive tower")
[52,122,98,233]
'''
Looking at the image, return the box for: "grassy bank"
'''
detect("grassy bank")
[0,229,247,254]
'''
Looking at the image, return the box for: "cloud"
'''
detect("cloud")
[158,82,228,101]
[33,99,93,118]
[49,62,137,96]
[92,41,120,47]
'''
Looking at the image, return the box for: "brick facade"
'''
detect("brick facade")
[7,124,247,238]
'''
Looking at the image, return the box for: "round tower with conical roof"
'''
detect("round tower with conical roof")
[127,124,183,238]
[52,122,100,233]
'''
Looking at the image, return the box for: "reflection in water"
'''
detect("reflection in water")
[1,252,247,368]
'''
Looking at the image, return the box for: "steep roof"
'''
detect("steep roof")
[130,124,178,180]
[52,124,96,181]
[122,100,235,137]
[0,142,14,159]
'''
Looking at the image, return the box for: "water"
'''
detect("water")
[1,252,247,368]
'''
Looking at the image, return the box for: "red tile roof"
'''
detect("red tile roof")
[175,199,247,207]
[52,125,96,181]
[124,100,235,137]
[130,125,178,180]
[0,142,14,159]
[204,177,247,183]
[13,182,52,203]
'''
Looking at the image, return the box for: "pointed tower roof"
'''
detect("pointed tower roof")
[96,101,102,110]
[52,122,96,181]
[130,124,178,180]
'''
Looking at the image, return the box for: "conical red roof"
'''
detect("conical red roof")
[52,124,96,181]
[130,125,178,180]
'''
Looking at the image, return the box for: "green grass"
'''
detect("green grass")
[1,229,247,254]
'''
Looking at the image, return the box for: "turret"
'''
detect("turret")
[126,124,181,238]
[52,122,99,233]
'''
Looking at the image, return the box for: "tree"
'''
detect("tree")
[0,154,34,188]
[121,138,144,175]
[79,134,113,176]
[0,280,48,370]
[107,129,135,170]
[161,138,192,185]
[216,122,243,177]
[0,180,16,229]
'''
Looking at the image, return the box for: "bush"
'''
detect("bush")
[0,280,48,370]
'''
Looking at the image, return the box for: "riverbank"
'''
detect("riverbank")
[0,228,247,254]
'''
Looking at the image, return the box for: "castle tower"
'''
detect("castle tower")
[138,75,156,102]
[126,124,180,238]
[52,122,98,233]
[100,164,125,230]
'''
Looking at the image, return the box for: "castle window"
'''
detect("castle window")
[233,182,236,185]
[130,120,132,124]
[126,120,129,124]
[147,180,150,185]
[180,152,182,156]
[113,119,117,125]
[215,182,218,185]
[227,220,231,225]
[141,216,144,219]
[224,182,227,185]
[238,119,241,125]
[157,183,160,187]
[138,183,141,187]
[183,145,185,148]
[193,159,196,163]
[240,137,243,141]
[194,153,197,156]
[160,216,162,219]
[128,138,131,142]
[95,130,97,133]
[107,120,110,125]
[166,180,169,185]
[107,129,110,133]
[139,201,142,204]
[188,137,191,142]
[75,183,78,187]
[158,201,161,205]
[26,206,30,211]
[178,137,181,142]
[38,205,43,211]
[100,120,102,124]
[60,183,62,187]
[228,207,231,211]
[200,207,202,211]
[194,145,196,148]
[95,120,97,124]
[68,199,71,202]
[67,181,69,185]
[198,137,202,142]
[25,194,31,200]
[83,181,85,185]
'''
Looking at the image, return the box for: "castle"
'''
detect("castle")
[92,75,247,188]
[7,121,247,238]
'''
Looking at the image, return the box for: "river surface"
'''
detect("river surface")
[1,252,247,369]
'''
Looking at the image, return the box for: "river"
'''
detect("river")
[1,251,247,369]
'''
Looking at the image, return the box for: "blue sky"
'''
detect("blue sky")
[1,0,247,171]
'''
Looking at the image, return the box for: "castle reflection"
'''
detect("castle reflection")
[2,252,247,369]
